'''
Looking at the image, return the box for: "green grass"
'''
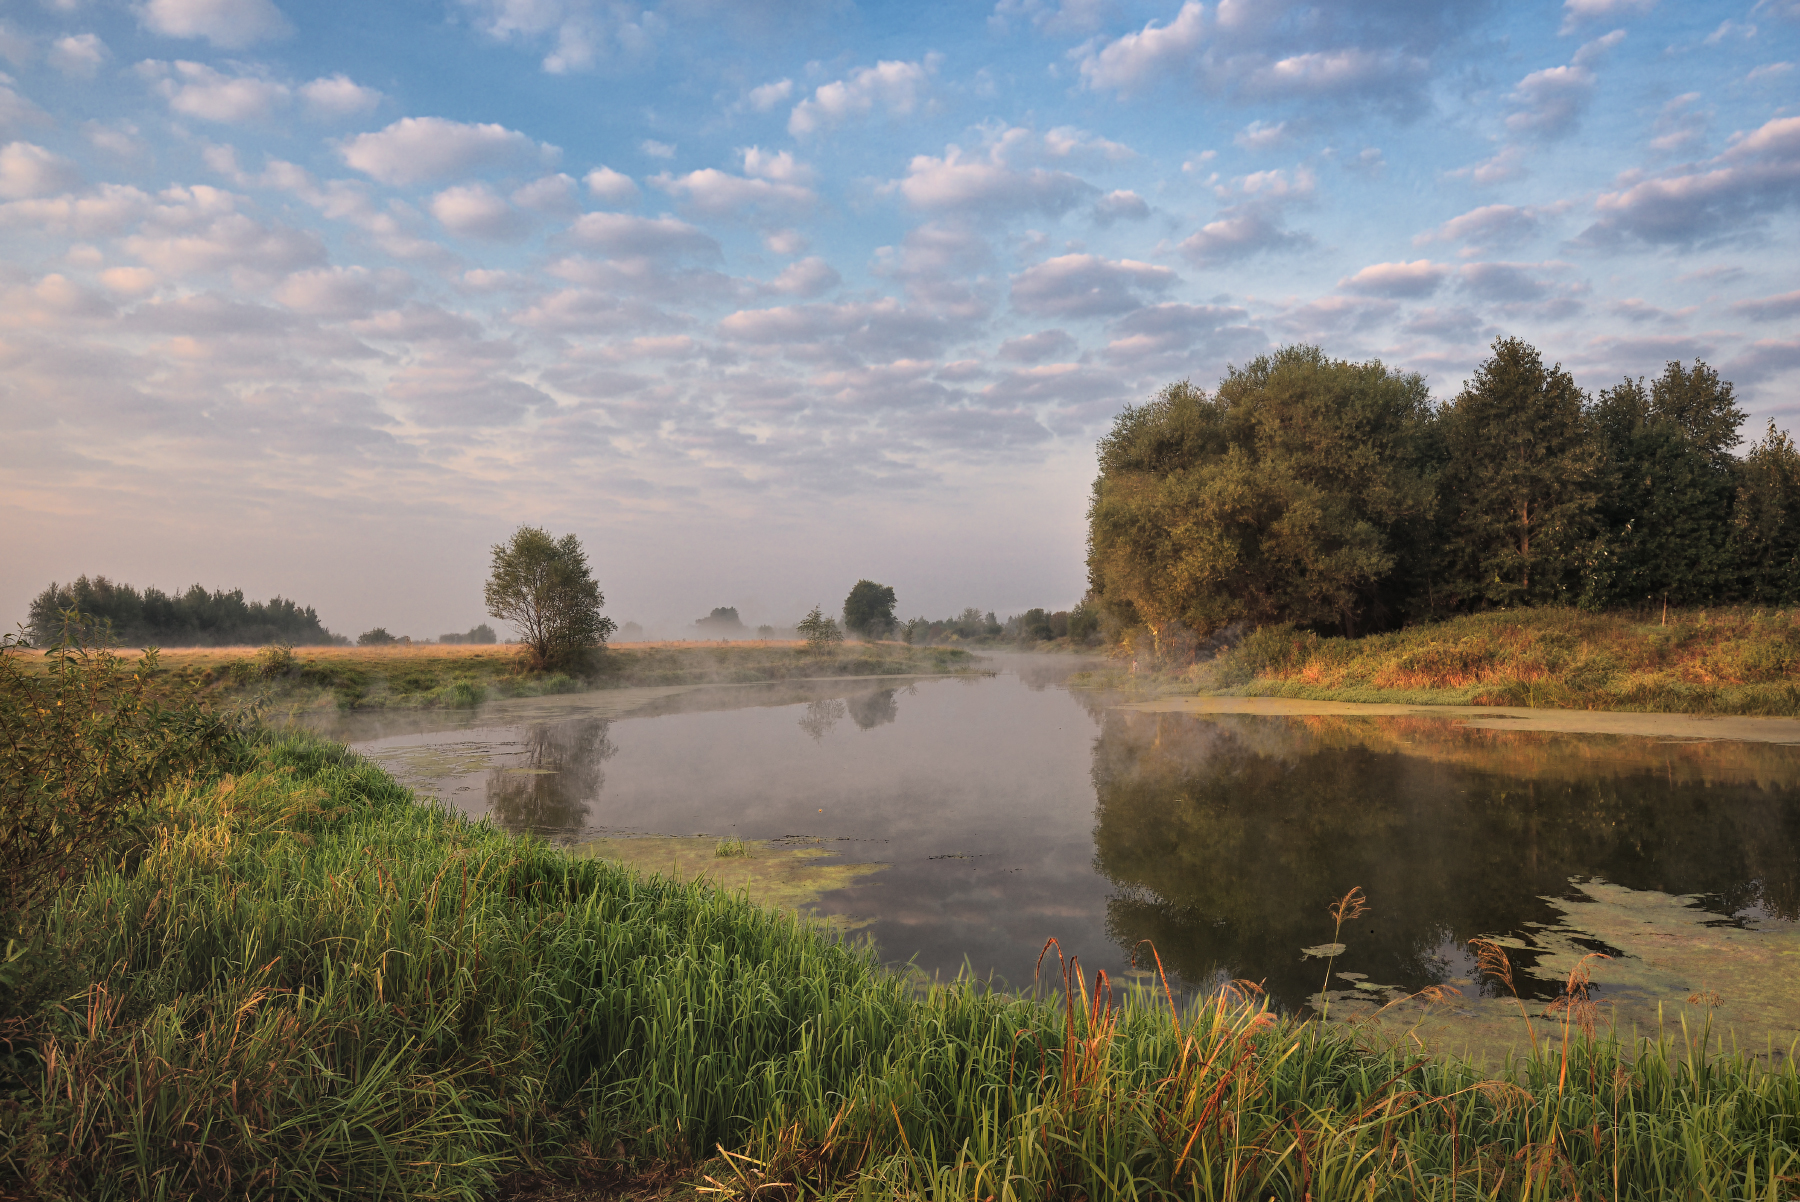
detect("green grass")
[5,728,1800,1199]
[1090,606,1800,715]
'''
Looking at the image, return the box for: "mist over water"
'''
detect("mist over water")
[326,656,1800,1010]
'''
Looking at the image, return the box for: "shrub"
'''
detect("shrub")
[0,611,246,932]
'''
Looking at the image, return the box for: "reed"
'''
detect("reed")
[3,728,1799,1199]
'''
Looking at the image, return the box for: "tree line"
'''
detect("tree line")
[1087,339,1800,656]
[26,577,346,647]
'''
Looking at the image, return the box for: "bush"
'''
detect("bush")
[0,612,246,933]
[357,627,396,646]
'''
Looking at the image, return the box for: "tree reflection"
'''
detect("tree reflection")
[1091,712,1800,1009]
[485,718,617,838]
[798,698,846,741]
[846,688,900,730]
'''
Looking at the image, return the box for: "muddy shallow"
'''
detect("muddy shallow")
[306,656,1800,1062]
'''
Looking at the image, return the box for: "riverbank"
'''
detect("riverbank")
[8,640,983,715]
[1088,606,1800,716]
[6,684,1800,1196]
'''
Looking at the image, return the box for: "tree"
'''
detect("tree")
[1589,362,1742,607]
[484,526,616,669]
[358,627,397,646]
[1433,338,1601,608]
[796,605,844,652]
[842,580,898,640]
[1733,421,1800,602]
[1087,347,1436,652]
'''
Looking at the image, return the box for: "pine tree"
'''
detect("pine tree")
[1434,338,1601,608]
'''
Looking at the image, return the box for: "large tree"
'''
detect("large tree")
[842,580,897,640]
[1433,338,1601,608]
[1086,346,1435,652]
[1590,361,1743,607]
[484,526,615,669]
[1733,420,1800,603]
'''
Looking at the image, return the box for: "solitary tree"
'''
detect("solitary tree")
[842,580,898,640]
[484,526,615,668]
[797,605,844,652]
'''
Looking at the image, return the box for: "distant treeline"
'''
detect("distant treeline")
[900,606,1101,646]
[1088,339,1800,655]
[27,576,347,647]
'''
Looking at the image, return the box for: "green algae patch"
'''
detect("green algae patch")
[1321,878,1800,1069]
[572,835,888,931]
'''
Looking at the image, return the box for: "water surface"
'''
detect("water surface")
[316,655,1800,1053]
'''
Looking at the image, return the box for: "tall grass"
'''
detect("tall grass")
[1192,607,1800,714]
[3,730,1799,1198]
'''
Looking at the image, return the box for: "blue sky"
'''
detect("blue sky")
[2,0,1797,639]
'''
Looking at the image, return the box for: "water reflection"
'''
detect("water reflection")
[1093,711,1800,1009]
[484,718,617,837]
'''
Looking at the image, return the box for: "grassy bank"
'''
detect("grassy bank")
[1091,607,1800,715]
[13,641,982,714]
[5,721,1800,1198]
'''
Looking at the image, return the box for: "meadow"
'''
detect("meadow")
[1093,607,1800,716]
[7,640,982,715]
[4,636,1800,1199]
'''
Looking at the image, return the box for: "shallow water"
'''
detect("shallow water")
[315,654,1800,1054]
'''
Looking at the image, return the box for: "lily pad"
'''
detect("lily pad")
[1301,942,1347,959]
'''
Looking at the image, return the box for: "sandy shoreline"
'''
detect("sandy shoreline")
[1118,694,1800,744]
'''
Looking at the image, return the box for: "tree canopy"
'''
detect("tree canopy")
[842,580,898,640]
[26,577,343,647]
[483,526,615,669]
[1087,339,1796,652]
[1088,346,1434,651]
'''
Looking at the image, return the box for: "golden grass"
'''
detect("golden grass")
[1099,606,1800,715]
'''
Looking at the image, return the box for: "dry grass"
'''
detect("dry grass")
[1161,607,1800,715]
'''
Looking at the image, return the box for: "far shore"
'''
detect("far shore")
[1122,693,1800,744]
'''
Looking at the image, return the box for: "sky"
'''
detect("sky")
[1,0,1797,640]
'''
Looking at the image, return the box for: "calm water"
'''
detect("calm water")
[317,655,1800,1012]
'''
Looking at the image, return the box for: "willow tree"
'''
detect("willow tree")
[1434,338,1602,608]
[1086,346,1436,653]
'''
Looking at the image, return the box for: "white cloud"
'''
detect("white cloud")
[653,167,815,219]
[1581,114,1800,245]
[584,166,639,204]
[1010,253,1176,317]
[430,182,534,241]
[300,74,382,119]
[766,256,840,297]
[741,146,814,185]
[1732,290,1800,321]
[0,141,82,199]
[640,138,675,158]
[892,140,1096,216]
[340,117,560,186]
[274,264,413,317]
[566,210,720,259]
[123,209,327,277]
[0,183,152,236]
[141,60,291,123]
[1415,203,1559,247]
[747,78,792,112]
[49,34,107,78]
[1092,190,1149,226]
[1338,259,1450,298]
[1455,145,1529,185]
[997,328,1077,362]
[0,83,49,134]
[456,0,658,74]
[789,58,932,136]
[134,0,293,48]
[1076,1,1205,96]
[1505,31,1623,141]
[764,228,807,255]
[1235,119,1289,150]
[512,173,579,214]
[101,266,159,296]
